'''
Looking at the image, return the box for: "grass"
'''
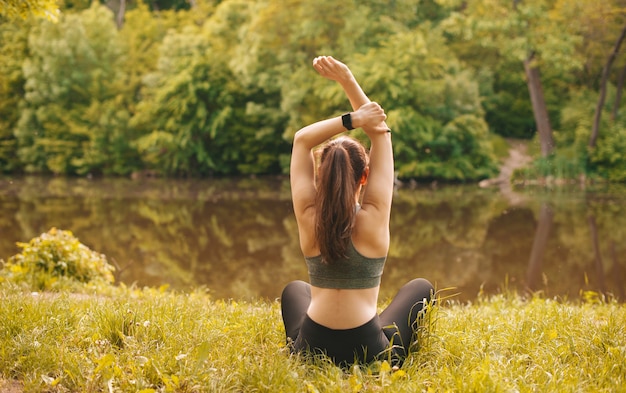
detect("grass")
[0,283,624,393]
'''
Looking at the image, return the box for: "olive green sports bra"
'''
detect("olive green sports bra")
[304,240,386,289]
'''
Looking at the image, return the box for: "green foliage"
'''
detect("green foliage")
[393,112,498,179]
[348,27,498,181]
[589,123,626,182]
[0,227,115,291]
[563,1,626,88]
[575,85,626,182]
[392,110,441,179]
[438,115,499,179]
[445,0,584,72]
[439,0,585,141]
[0,0,625,181]
[57,0,92,12]
[130,11,290,176]
[481,65,537,138]
[15,3,126,175]
[517,153,587,182]
[0,20,29,172]
[518,85,626,183]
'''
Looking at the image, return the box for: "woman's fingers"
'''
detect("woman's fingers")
[362,102,385,117]
[354,102,386,128]
[313,56,330,74]
[313,56,348,80]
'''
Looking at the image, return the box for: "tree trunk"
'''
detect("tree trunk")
[105,0,126,29]
[523,53,554,157]
[590,23,626,148]
[611,65,626,121]
[116,0,126,29]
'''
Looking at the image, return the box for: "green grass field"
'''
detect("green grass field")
[1,283,624,393]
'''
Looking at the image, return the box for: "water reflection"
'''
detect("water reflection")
[0,176,624,302]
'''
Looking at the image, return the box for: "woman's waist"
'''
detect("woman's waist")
[307,286,379,329]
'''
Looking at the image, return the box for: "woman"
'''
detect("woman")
[281,56,434,367]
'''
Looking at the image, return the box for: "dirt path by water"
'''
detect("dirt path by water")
[496,139,533,184]
[479,139,533,205]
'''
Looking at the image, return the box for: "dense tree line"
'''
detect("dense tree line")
[1,0,626,181]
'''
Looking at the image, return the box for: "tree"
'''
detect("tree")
[591,23,626,148]
[15,4,124,175]
[130,1,290,176]
[441,0,585,157]
[0,20,30,172]
[523,51,554,156]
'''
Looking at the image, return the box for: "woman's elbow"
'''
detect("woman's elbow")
[292,129,310,148]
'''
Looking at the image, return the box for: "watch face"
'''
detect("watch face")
[342,113,353,130]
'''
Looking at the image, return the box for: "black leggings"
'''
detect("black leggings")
[280,278,435,367]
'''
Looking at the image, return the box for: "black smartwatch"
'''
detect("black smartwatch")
[341,113,354,130]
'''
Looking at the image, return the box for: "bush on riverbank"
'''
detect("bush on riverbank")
[0,228,115,293]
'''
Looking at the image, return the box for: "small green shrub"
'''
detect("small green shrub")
[588,123,626,182]
[0,227,115,291]
[522,154,587,181]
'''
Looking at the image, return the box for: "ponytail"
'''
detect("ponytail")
[315,137,368,263]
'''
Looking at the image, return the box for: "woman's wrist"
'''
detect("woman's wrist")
[363,123,391,137]
[339,77,361,94]
[338,73,357,85]
[347,111,362,129]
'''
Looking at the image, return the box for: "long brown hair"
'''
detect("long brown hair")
[315,136,368,263]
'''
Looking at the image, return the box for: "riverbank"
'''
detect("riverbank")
[1,284,624,392]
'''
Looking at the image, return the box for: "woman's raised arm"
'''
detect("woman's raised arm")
[313,56,394,226]
[289,101,386,223]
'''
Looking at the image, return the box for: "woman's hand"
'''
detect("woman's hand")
[351,102,387,130]
[313,55,389,135]
[312,56,354,85]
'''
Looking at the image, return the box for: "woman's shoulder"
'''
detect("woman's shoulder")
[352,211,390,258]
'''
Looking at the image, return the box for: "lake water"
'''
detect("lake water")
[0,176,624,302]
